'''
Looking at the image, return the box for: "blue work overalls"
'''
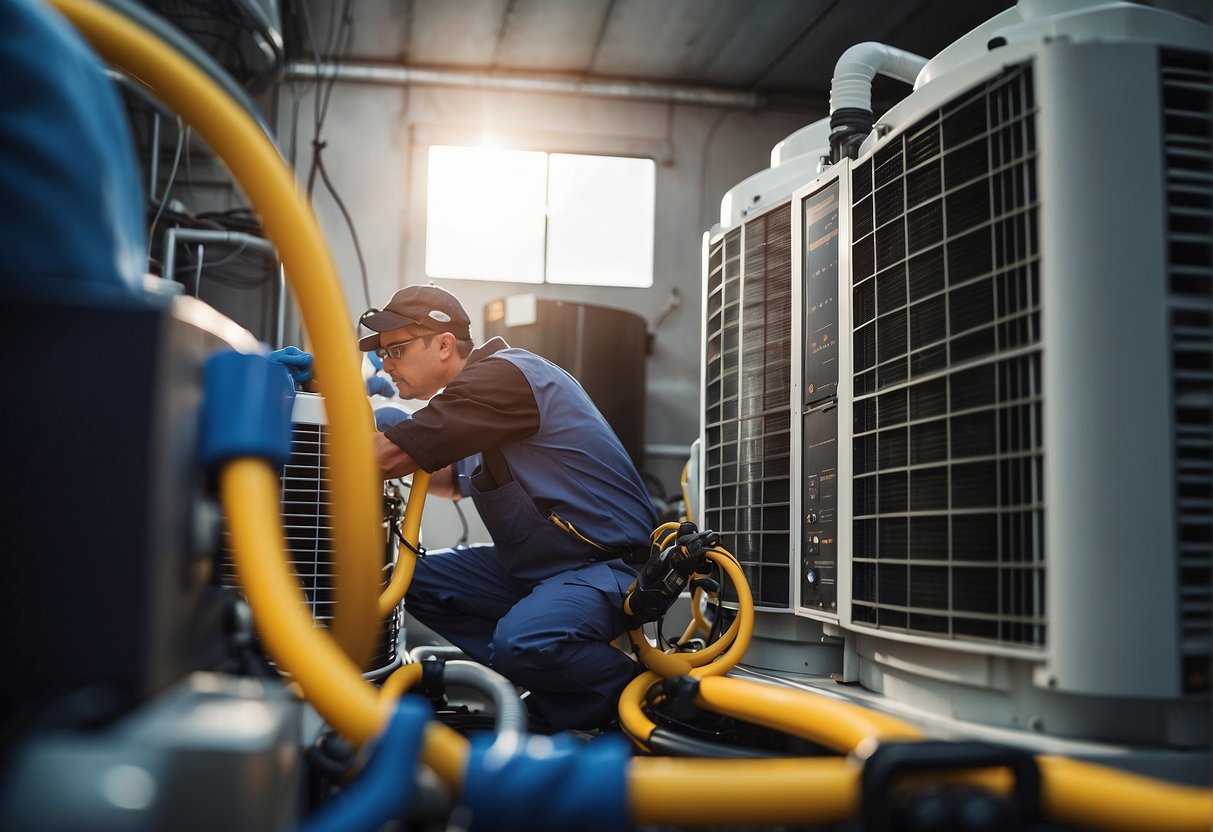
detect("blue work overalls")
[405,349,657,731]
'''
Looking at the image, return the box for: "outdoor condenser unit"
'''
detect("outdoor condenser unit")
[223,392,401,675]
[702,128,827,612]
[704,1,1211,753]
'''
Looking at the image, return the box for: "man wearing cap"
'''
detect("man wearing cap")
[358,283,656,732]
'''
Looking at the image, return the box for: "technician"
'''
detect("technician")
[359,283,655,732]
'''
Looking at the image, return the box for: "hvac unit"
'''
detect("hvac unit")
[222,392,402,676]
[794,5,1212,752]
[702,120,829,610]
[704,0,1211,759]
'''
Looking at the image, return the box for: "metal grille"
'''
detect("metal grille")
[1162,48,1213,693]
[704,208,794,608]
[849,64,1045,646]
[223,422,400,673]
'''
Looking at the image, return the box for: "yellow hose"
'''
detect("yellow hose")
[1039,755,1212,832]
[222,460,384,743]
[617,670,661,748]
[52,0,381,670]
[694,676,923,752]
[630,550,752,679]
[684,549,752,673]
[223,460,470,779]
[623,668,1211,829]
[379,662,424,704]
[650,522,681,544]
[628,548,754,679]
[378,470,431,618]
[629,756,862,827]
[625,752,1213,829]
[679,461,693,524]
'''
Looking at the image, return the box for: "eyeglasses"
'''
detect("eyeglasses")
[375,337,422,361]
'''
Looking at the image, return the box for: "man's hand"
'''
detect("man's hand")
[374,431,416,480]
[374,407,411,431]
[269,346,313,385]
[366,376,396,398]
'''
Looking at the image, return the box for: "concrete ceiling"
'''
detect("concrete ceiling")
[323,0,1019,110]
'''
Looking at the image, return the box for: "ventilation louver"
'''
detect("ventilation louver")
[849,64,1045,646]
[705,207,794,608]
[1162,48,1213,692]
[223,418,400,674]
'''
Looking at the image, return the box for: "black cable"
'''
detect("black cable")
[655,611,668,651]
[392,516,426,559]
[314,153,372,309]
[196,207,263,234]
[316,0,354,134]
[647,729,781,759]
[708,562,727,645]
[295,0,371,309]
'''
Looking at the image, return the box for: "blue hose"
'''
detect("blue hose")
[298,697,432,832]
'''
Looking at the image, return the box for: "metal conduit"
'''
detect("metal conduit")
[285,61,766,109]
[162,227,277,291]
[161,227,288,346]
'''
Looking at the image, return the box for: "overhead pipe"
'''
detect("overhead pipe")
[285,61,766,109]
[161,227,275,290]
[828,42,928,162]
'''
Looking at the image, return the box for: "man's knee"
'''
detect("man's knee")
[489,628,558,682]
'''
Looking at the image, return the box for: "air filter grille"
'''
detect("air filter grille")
[705,207,794,608]
[849,64,1046,647]
[1162,48,1213,693]
[223,422,400,673]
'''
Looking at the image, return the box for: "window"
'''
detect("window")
[425,145,655,288]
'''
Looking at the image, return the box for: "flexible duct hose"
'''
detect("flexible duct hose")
[444,660,529,735]
[828,41,928,114]
[828,41,928,162]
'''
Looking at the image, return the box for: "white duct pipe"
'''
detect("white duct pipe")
[827,42,928,162]
[828,41,929,115]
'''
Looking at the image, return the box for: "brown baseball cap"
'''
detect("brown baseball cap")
[358,283,472,351]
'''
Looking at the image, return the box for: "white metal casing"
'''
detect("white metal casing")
[781,23,1210,745]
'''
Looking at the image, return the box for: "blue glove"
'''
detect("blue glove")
[269,346,313,385]
[367,351,383,371]
[366,376,396,398]
[374,407,411,431]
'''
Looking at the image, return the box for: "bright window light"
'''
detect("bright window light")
[546,153,654,288]
[425,145,655,288]
[425,145,547,283]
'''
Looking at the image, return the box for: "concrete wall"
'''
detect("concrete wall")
[274,76,816,546]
